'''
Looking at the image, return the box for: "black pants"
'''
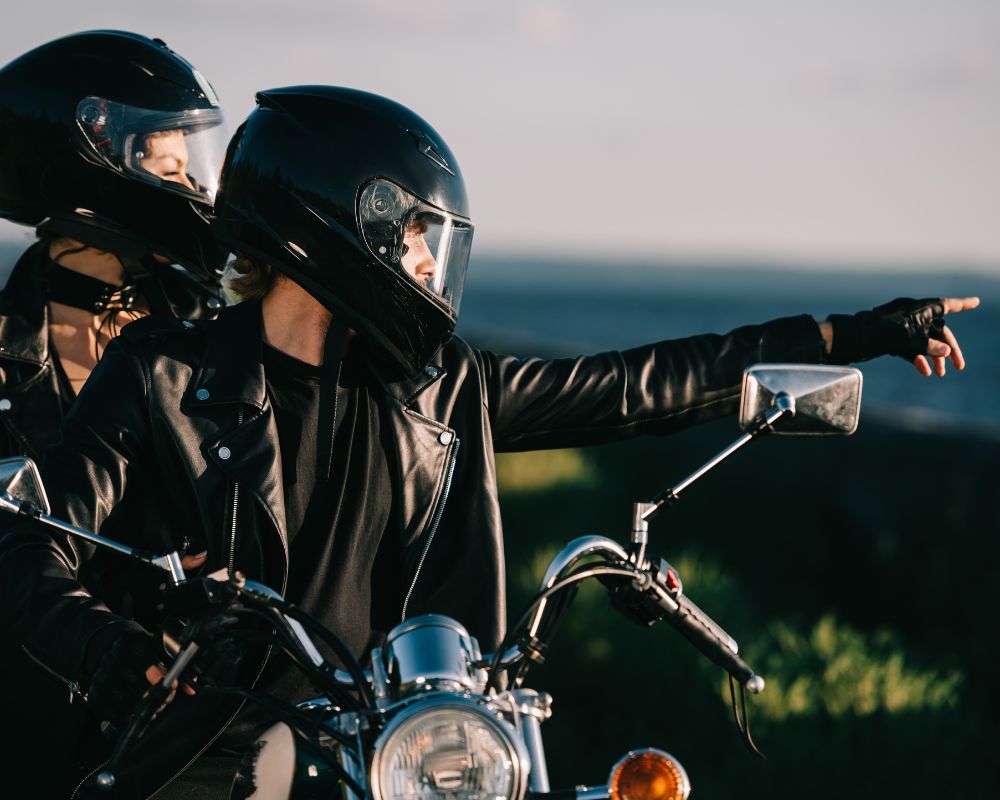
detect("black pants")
[152,755,241,799]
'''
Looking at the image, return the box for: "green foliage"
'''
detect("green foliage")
[747,615,963,720]
[495,426,1000,798]
[495,449,596,493]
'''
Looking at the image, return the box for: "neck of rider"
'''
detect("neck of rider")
[261,272,339,367]
[48,238,127,286]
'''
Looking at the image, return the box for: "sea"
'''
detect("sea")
[457,255,1000,434]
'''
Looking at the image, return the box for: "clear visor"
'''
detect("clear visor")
[75,96,227,204]
[359,179,473,315]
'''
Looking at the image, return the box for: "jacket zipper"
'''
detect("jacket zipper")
[71,760,109,799]
[227,406,245,577]
[21,644,84,703]
[401,437,460,620]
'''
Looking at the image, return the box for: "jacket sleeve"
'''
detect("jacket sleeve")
[481,314,825,451]
[0,339,149,681]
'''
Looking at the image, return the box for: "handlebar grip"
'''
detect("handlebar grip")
[656,589,764,692]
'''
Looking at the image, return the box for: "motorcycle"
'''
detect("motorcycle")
[0,363,863,800]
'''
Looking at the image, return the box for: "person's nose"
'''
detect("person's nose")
[166,169,196,191]
[413,239,437,281]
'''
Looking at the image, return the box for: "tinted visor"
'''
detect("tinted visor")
[359,179,473,316]
[75,96,226,204]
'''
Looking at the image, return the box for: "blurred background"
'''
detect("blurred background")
[2,2,998,797]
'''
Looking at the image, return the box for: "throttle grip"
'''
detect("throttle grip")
[655,587,764,693]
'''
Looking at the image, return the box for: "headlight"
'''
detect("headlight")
[371,698,529,800]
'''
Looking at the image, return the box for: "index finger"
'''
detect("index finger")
[941,297,980,314]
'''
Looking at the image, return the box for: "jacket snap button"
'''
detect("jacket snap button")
[206,297,222,310]
[218,446,232,460]
[0,399,10,412]
[196,388,210,401]
[425,365,439,379]
[438,431,454,445]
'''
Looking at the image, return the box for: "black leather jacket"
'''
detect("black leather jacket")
[0,299,825,797]
[0,242,224,460]
[0,241,224,798]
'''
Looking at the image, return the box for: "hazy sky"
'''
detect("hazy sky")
[1,0,997,269]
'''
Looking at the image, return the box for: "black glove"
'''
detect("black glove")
[86,630,162,726]
[826,297,947,365]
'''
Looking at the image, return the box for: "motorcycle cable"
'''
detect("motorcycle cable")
[216,616,362,713]
[231,608,364,712]
[728,674,764,759]
[225,583,375,709]
[487,565,641,692]
[274,601,376,710]
[510,583,579,688]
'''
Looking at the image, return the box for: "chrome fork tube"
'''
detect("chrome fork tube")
[510,689,552,793]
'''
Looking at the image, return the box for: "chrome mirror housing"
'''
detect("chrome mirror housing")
[739,364,862,436]
[0,456,51,514]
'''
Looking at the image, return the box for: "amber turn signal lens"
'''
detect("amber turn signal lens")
[608,749,691,800]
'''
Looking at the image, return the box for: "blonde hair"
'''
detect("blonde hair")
[222,255,279,302]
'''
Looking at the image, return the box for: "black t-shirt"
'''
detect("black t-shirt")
[221,341,399,746]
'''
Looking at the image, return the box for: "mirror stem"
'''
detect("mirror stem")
[0,490,185,585]
[635,394,795,535]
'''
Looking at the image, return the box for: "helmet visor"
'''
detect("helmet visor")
[75,96,227,205]
[359,179,473,316]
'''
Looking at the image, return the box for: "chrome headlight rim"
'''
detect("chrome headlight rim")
[370,695,529,800]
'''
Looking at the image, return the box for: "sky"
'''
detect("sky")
[0,0,997,270]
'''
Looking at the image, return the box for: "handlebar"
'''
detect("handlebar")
[533,536,765,694]
[650,583,764,693]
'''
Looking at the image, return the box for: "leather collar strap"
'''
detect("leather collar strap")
[46,262,139,314]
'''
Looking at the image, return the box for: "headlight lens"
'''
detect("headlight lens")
[373,703,526,800]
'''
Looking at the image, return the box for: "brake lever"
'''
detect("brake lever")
[94,637,203,791]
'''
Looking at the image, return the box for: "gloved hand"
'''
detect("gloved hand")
[826,297,947,365]
[86,630,163,727]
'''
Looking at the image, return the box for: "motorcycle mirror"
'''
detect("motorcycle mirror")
[0,456,186,585]
[739,364,862,436]
[0,456,51,515]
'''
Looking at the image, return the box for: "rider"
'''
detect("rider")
[0,85,978,797]
[0,30,228,796]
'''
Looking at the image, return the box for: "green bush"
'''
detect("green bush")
[495,423,1000,798]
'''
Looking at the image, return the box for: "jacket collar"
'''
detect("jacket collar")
[0,242,50,366]
[366,348,447,407]
[184,300,267,410]
[186,297,448,410]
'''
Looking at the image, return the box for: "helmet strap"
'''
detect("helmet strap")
[45,261,139,314]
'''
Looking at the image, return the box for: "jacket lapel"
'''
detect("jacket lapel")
[367,351,457,551]
[183,301,289,551]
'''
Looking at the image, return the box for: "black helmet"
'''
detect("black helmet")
[0,30,228,280]
[214,86,473,376]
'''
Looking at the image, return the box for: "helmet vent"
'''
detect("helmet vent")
[407,130,455,176]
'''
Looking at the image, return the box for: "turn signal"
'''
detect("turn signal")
[608,748,690,800]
